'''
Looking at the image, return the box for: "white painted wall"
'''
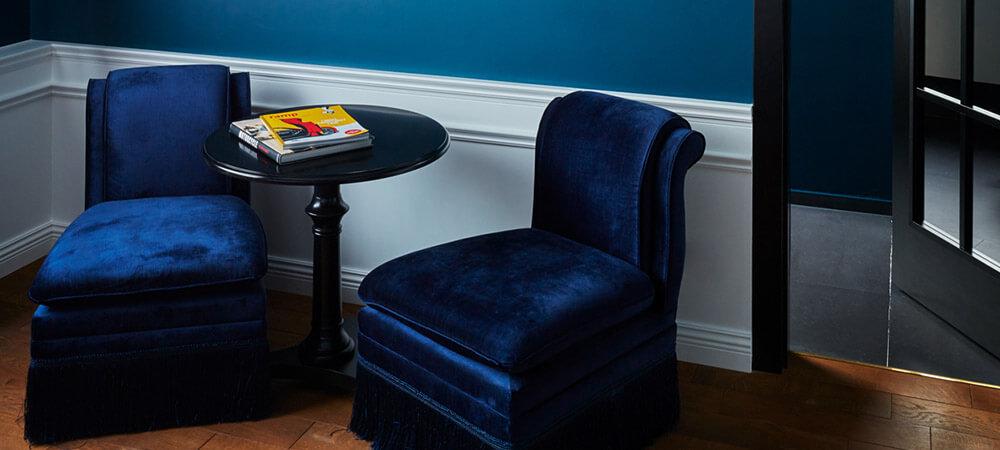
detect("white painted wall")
[0,40,755,371]
[50,92,86,226]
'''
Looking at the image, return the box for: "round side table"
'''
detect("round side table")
[204,105,450,389]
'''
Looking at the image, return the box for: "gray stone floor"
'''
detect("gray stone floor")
[788,204,1000,386]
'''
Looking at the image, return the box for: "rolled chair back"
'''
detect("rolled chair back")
[531,91,706,311]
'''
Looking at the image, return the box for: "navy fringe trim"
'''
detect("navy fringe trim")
[349,357,679,450]
[24,339,270,444]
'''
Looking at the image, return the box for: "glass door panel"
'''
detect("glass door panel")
[973,121,1000,264]
[924,0,962,99]
[921,100,962,241]
[974,1,1000,114]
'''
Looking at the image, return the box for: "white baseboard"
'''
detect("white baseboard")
[676,321,753,372]
[263,255,365,304]
[0,221,66,280]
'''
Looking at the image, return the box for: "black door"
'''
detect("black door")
[894,0,1000,358]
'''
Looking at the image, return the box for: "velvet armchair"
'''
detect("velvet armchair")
[349,91,706,449]
[24,65,270,444]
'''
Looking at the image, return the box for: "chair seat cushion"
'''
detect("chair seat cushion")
[29,195,267,304]
[358,228,654,372]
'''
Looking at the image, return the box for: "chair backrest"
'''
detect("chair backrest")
[85,65,251,208]
[531,91,705,311]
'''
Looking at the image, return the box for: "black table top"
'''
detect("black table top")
[203,105,450,185]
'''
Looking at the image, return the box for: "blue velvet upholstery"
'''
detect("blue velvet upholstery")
[30,195,266,304]
[532,92,690,270]
[30,280,267,358]
[25,65,269,444]
[350,91,705,449]
[357,306,673,422]
[85,67,252,208]
[359,228,654,372]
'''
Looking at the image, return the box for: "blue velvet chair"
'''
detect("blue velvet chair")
[24,65,270,444]
[349,91,706,449]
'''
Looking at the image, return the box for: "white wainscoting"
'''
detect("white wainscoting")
[0,41,55,279]
[0,40,754,372]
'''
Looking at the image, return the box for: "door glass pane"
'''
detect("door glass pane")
[973,120,1000,265]
[975,1,1000,114]
[924,0,962,99]
[922,100,961,241]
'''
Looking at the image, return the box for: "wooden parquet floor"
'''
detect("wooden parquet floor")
[3,260,1000,449]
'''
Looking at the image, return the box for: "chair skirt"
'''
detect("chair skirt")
[349,307,679,450]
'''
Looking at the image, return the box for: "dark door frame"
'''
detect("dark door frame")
[752,0,789,373]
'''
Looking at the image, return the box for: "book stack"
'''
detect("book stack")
[230,105,373,164]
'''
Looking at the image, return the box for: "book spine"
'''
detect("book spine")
[230,123,283,164]
[259,114,289,147]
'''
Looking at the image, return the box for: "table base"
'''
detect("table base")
[270,316,358,391]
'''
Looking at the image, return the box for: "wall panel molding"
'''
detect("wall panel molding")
[0,40,51,77]
[47,42,752,172]
[0,85,52,112]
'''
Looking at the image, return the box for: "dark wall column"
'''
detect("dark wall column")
[0,0,30,46]
[787,0,895,213]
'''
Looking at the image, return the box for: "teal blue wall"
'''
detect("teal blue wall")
[27,1,897,205]
[788,0,894,204]
[1,1,30,46]
[29,0,753,103]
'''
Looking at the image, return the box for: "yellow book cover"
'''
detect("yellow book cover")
[230,117,372,164]
[260,105,370,150]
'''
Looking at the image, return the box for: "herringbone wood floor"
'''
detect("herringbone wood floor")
[3,259,1000,449]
